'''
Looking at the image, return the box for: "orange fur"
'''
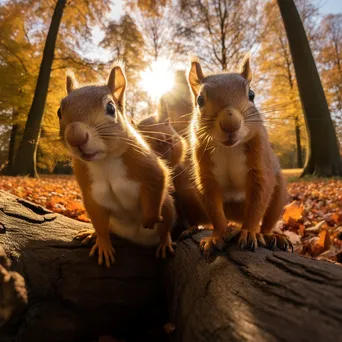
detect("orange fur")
[58,64,175,267]
[187,56,290,255]
[137,115,210,232]
[158,70,193,136]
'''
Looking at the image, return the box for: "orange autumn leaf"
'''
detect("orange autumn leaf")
[77,214,90,222]
[318,230,331,250]
[283,201,303,224]
[331,213,340,223]
[50,196,64,205]
[67,201,84,211]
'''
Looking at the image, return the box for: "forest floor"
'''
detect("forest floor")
[0,172,341,264]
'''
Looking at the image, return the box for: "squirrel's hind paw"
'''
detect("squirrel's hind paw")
[263,233,293,252]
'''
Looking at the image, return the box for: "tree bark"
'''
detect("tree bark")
[4,111,19,175]
[10,0,67,177]
[0,191,168,342]
[1,191,342,341]
[167,231,342,342]
[295,117,303,168]
[277,0,342,177]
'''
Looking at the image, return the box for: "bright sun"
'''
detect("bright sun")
[140,59,174,100]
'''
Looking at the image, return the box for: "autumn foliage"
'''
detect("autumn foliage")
[1,175,341,264]
[0,175,90,223]
[284,180,342,263]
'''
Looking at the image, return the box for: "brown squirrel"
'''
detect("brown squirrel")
[137,115,210,234]
[158,70,193,136]
[58,64,175,267]
[187,55,291,256]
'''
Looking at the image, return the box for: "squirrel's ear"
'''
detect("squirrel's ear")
[240,53,252,83]
[107,64,127,108]
[66,70,78,94]
[158,96,169,122]
[188,57,204,97]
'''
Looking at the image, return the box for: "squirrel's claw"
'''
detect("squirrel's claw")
[222,225,241,243]
[178,225,201,241]
[199,234,226,258]
[264,233,293,252]
[156,242,175,259]
[156,233,175,259]
[238,230,264,251]
[89,236,115,268]
[74,229,96,246]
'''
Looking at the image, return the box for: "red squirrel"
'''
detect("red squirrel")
[58,64,175,267]
[187,55,291,256]
[137,115,210,236]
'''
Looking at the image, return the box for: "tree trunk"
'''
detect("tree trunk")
[10,0,67,177]
[7,124,18,170]
[1,191,342,341]
[4,111,19,175]
[294,117,303,168]
[277,0,342,177]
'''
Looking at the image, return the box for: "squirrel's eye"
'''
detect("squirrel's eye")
[248,89,255,102]
[57,108,61,119]
[197,95,205,107]
[106,101,116,117]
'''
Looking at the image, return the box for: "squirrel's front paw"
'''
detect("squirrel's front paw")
[263,233,293,252]
[199,233,226,258]
[156,233,175,259]
[89,236,115,268]
[142,215,164,229]
[74,229,96,246]
[179,225,201,241]
[238,230,266,251]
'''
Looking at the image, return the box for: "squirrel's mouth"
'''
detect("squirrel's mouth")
[80,151,99,161]
[77,147,101,161]
[221,132,239,147]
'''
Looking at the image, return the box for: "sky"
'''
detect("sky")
[319,0,342,14]
[85,0,342,62]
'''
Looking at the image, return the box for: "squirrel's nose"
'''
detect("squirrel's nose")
[219,115,241,133]
[65,123,89,148]
[70,132,88,148]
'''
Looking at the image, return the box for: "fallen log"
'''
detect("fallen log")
[0,191,169,342]
[167,231,342,342]
[0,190,342,342]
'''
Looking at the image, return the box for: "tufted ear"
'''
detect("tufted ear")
[107,64,127,109]
[188,56,204,97]
[66,70,78,94]
[240,53,252,83]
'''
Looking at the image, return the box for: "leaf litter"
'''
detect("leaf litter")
[0,176,341,264]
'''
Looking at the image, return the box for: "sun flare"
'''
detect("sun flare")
[140,59,174,100]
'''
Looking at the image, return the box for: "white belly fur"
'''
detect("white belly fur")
[211,145,248,202]
[87,157,160,246]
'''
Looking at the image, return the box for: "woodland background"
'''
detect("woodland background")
[0,0,340,268]
[0,0,341,173]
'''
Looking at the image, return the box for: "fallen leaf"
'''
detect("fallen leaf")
[318,230,331,250]
[306,220,326,233]
[283,201,303,223]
